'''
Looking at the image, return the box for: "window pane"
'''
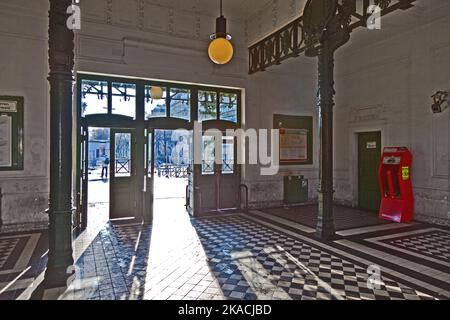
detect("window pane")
[198,91,217,121]
[81,80,108,117]
[222,137,234,174]
[170,88,190,121]
[115,133,131,177]
[220,93,238,123]
[112,82,136,119]
[202,136,215,175]
[145,86,167,119]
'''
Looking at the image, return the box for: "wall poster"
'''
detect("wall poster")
[274,114,313,165]
[0,96,24,171]
[0,115,12,167]
[280,128,309,163]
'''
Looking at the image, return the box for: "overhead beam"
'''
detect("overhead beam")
[248,0,416,74]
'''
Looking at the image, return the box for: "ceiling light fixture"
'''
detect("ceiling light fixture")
[150,86,164,100]
[208,0,234,65]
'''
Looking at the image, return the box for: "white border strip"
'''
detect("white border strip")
[337,222,418,236]
[250,210,316,234]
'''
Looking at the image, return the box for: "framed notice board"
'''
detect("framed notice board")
[274,114,313,165]
[0,96,24,171]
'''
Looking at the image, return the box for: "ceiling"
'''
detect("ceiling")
[196,0,450,21]
[161,0,276,20]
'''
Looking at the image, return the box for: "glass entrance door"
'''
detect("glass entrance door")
[193,132,240,215]
[110,129,136,220]
[77,125,88,229]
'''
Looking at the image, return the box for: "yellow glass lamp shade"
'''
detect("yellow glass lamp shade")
[150,86,164,100]
[208,37,234,65]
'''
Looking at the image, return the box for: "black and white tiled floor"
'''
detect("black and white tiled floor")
[385,230,450,262]
[0,202,449,300]
[0,231,47,300]
[0,238,20,269]
[192,215,438,300]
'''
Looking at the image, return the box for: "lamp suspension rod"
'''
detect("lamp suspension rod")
[220,0,223,16]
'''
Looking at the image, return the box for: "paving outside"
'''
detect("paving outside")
[0,177,449,300]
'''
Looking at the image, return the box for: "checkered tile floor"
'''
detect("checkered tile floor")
[387,231,450,262]
[192,216,435,300]
[0,238,20,270]
[1,206,449,300]
[60,214,440,300]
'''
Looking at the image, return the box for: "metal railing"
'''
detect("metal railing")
[248,0,416,74]
[157,164,189,178]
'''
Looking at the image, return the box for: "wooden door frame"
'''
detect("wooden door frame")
[144,128,155,223]
[75,125,89,230]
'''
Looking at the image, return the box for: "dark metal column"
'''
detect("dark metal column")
[45,0,75,287]
[302,0,353,240]
[316,43,336,239]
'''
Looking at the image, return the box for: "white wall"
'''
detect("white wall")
[244,0,450,225]
[243,60,319,207]
[333,3,450,225]
[0,1,49,230]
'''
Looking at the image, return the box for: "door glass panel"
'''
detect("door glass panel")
[115,133,132,177]
[145,86,167,119]
[198,91,217,121]
[202,136,215,175]
[112,82,136,119]
[219,93,238,123]
[170,88,190,121]
[222,136,234,174]
[81,80,108,117]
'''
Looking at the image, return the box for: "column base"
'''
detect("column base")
[316,219,336,240]
[316,190,336,240]
[45,208,75,289]
[43,265,74,289]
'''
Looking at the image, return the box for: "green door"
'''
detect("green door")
[358,132,381,211]
[110,129,137,220]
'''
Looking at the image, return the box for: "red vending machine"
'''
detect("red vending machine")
[378,147,414,223]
